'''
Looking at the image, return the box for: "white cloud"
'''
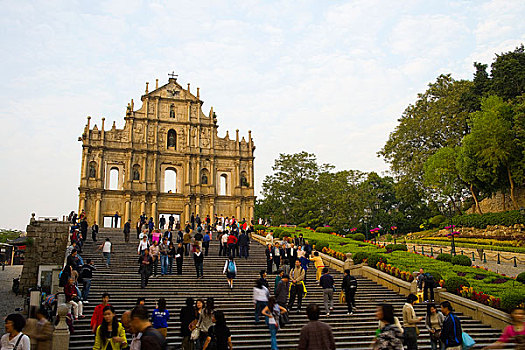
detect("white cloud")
[0,0,523,229]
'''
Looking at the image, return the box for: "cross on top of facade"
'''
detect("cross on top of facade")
[168,71,178,80]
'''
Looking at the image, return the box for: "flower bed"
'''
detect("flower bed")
[266,226,525,311]
[458,286,501,309]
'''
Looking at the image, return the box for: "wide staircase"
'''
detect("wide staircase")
[70,228,502,349]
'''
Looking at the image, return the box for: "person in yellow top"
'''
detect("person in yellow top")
[311,252,325,282]
[94,305,127,350]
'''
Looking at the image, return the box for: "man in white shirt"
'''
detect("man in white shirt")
[138,236,149,255]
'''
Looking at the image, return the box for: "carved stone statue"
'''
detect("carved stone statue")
[168,131,176,148]
[88,164,96,178]
[240,175,249,187]
[201,174,208,185]
[133,168,140,181]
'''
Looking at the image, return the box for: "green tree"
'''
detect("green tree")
[379,75,474,193]
[466,96,524,209]
[423,146,465,214]
[490,45,525,101]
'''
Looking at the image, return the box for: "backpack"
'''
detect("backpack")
[227,261,235,273]
[423,273,435,286]
[142,326,167,350]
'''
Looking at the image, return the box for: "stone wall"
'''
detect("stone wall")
[468,188,525,214]
[19,214,70,293]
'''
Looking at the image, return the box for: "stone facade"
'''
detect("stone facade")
[19,215,69,293]
[78,76,255,227]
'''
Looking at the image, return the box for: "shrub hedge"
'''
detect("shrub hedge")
[367,254,387,268]
[385,244,408,252]
[352,251,370,264]
[451,255,472,266]
[254,225,266,232]
[517,272,525,284]
[501,290,525,312]
[315,227,334,233]
[352,233,366,241]
[436,253,453,262]
[444,277,470,294]
[447,210,525,229]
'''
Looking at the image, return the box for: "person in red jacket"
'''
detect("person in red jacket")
[90,292,111,333]
[64,277,84,320]
[226,232,238,258]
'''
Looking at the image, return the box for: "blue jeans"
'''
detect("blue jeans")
[103,252,111,266]
[82,278,91,301]
[268,323,278,350]
[255,301,267,322]
[161,255,168,275]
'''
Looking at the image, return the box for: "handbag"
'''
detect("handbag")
[339,290,346,304]
[190,328,200,341]
[279,312,289,328]
[462,332,475,350]
[430,328,441,341]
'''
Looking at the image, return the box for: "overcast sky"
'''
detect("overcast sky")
[1,0,524,230]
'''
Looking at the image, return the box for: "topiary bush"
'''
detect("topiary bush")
[444,277,470,294]
[436,253,453,262]
[429,214,446,226]
[353,233,366,241]
[367,254,388,268]
[385,244,408,252]
[501,289,525,312]
[352,251,370,264]
[315,227,334,233]
[451,255,472,266]
[517,272,525,284]
[314,241,329,251]
[298,223,308,228]
[254,225,266,232]
[272,228,283,238]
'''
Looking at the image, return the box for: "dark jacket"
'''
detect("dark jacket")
[440,313,462,348]
[138,255,153,274]
[275,280,289,306]
[141,326,167,350]
[258,277,270,290]
[238,233,250,247]
[341,274,357,293]
[176,246,185,260]
[319,273,334,289]
[193,252,204,265]
[180,306,196,337]
[265,247,273,261]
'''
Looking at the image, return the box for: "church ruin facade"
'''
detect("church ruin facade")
[78,75,255,227]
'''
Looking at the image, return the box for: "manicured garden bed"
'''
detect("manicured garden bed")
[406,238,525,254]
[265,226,525,311]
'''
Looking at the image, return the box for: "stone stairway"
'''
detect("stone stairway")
[69,228,502,349]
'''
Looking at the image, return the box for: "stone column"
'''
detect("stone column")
[52,303,70,349]
[195,197,201,217]
[125,199,131,223]
[151,199,157,225]
[209,200,215,219]
[249,205,254,222]
[184,203,190,225]
[78,192,86,213]
[236,204,241,220]
[95,199,101,226]
[140,201,146,216]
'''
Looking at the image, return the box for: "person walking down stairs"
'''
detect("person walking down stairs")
[98,238,112,268]
[288,260,306,313]
[202,311,233,350]
[261,296,288,350]
[152,298,170,339]
[223,256,237,290]
[297,303,335,350]
[139,248,153,289]
[180,298,196,350]
[403,294,424,350]
[194,245,204,278]
[93,305,127,350]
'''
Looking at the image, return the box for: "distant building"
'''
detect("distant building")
[78,75,255,227]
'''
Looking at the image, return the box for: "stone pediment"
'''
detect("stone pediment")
[144,79,199,102]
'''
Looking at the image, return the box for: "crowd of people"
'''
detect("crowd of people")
[2,211,524,350]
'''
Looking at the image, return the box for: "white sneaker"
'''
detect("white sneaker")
[84,301,89,304]
[325,313,330,317]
